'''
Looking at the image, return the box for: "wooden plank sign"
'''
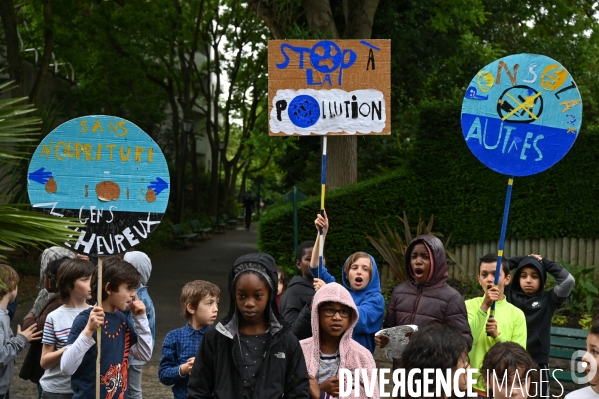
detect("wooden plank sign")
[27,115,170,256]
[268,39,391,136]
[461,54,582,176]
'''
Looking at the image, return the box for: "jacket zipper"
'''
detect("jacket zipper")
[252,333,279,399]
[410,285,424,324]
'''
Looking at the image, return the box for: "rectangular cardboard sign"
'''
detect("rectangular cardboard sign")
[268,39,391,136]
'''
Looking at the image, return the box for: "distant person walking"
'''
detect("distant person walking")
[243,196,254,231]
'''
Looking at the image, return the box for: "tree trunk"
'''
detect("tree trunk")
[29,0,54,107]
[343,0,380,39]
[189,129,200,213]
[302,0,339,38]
[326,136,357,188]
[0,0,24,98]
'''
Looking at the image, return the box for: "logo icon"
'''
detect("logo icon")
[274,352,286,359]
[571,350,597,384]
[532,301,540,308]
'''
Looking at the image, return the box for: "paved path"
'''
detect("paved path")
[10,223,258,398]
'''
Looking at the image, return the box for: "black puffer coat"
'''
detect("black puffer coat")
[383,235,473,370]
[187,253,310,399]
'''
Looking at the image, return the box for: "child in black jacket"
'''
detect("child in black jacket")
[187,253,310,399]
[506,254,575,398]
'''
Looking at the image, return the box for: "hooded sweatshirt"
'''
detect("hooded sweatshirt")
[279,275,314,340]
[309,253,385,353]
[123,251,156,365]
[506,256,575,364]
[300,283,379,399]
[383,235,473,370]
[187,253,309,399]
[30,247,75,316]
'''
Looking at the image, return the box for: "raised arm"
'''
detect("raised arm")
[129,313,152,362]
[309,211,335,283]
[61,308,101,376]
[543,257,575,300]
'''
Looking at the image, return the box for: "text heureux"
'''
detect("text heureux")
[38,119,156,163]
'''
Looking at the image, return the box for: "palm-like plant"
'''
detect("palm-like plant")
[366,211,462,283]
[0,81,79,261]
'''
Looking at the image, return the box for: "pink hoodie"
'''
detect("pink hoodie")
[300,283,379,399]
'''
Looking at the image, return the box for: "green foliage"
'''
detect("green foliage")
[136,218,177,255]
[259,99,599,273]
[557,259,598,315]
[9,260,37,277]
[579,315,594,330]
[0,82,80,260]
[448,277,483,300]
[366,212,462,283]
[552,315,568,327]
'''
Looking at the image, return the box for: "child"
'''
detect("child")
[123,251,156,399]
[376,234,472,370]
[300,282,378,399]
[276,267,287,311]
[565,322,599,399]
[0,264,42,398]
[159,280,220,399]
[402,323,471,398]
[187,253,310,398]
[60,257,152,399]
[39,258,95,398]
[506,254,574,398]
[480,342,538,399]
[310,211,385,353]
[19,255,71,395]
[28,247,76,321]
[280,241,316,340]
[466,254,527,395]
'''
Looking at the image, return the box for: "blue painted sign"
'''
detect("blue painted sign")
[461,54,582,176]
[28,116,170,256]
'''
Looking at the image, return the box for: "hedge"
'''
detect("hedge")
[259,99,599,277]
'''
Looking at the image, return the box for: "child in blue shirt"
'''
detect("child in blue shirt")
[60,257,153,399]
[159,280,220,399]
[310,211,385,353]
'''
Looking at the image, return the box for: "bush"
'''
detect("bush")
[259,99,599,276]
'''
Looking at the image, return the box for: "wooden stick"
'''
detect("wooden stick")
[318,137,327,279]
[96,257,102,399]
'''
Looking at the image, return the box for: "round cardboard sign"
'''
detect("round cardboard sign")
[27,115,170,256]
[461,54,582,176]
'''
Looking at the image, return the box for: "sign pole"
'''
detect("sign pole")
[96,257,103,399]
[318,137,327,279]
[488,176,514,331]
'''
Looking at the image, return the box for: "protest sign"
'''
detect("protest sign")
[461,54,582,177]
[461,54,582,325]
[28,115,170,256]
[268,39,391,136]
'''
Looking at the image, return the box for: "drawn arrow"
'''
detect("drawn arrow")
[29,167,53,185]
[148,177,168,196]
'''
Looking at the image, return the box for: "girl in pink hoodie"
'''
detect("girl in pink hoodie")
[300,282,379,399]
